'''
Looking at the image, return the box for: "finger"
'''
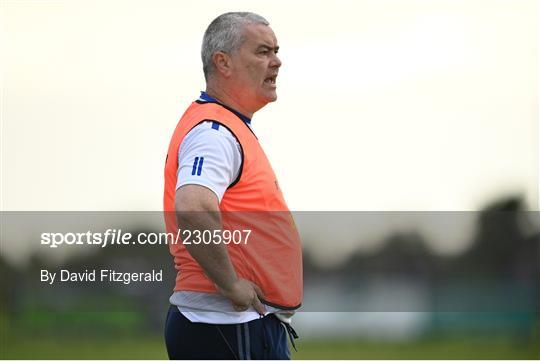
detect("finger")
[251,283,265,300]
[252,295,266,316]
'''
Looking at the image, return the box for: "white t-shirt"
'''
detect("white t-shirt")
[176,120,243,202]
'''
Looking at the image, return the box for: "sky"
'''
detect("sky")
[1,0,538,262]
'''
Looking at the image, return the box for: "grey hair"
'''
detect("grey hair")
[202,12,269,81]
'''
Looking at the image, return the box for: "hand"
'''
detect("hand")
[219,278,266,315]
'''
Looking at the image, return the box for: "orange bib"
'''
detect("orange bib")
[164,101,302,309]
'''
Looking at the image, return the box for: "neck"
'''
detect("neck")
[205,82,255,119]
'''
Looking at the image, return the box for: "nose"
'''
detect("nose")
[271,52,282,69]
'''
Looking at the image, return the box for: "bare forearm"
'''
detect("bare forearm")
[177,211,238,292]
[174,185,264,314]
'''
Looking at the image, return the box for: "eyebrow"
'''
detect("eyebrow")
[257,44,279,52]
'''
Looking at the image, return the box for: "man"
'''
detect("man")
[163,12,302,359]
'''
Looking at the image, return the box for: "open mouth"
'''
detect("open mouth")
[264,76,277,85]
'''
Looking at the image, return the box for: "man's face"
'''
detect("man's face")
[228,23,281,111]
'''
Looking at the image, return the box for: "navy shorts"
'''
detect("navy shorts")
[164,305,295,360]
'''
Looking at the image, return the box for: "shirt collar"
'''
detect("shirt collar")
[198,91,252,125]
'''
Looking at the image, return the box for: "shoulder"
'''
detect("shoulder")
[185,121,237,142]
[180,121,242,157]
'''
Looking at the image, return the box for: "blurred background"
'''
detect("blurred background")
[1,0,539,359]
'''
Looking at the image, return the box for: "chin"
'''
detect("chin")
[255,90,278,109]
[265,92,278,103]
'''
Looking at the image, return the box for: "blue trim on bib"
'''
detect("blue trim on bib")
[198,91,252,125]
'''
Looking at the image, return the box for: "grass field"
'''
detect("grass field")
[2,310,538,359]
[2,335,539,359]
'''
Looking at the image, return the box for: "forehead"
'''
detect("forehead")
[241,23,278,47]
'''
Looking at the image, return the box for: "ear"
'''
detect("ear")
[212,51,232,77]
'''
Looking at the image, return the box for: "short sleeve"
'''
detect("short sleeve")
[176,121,242,203]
